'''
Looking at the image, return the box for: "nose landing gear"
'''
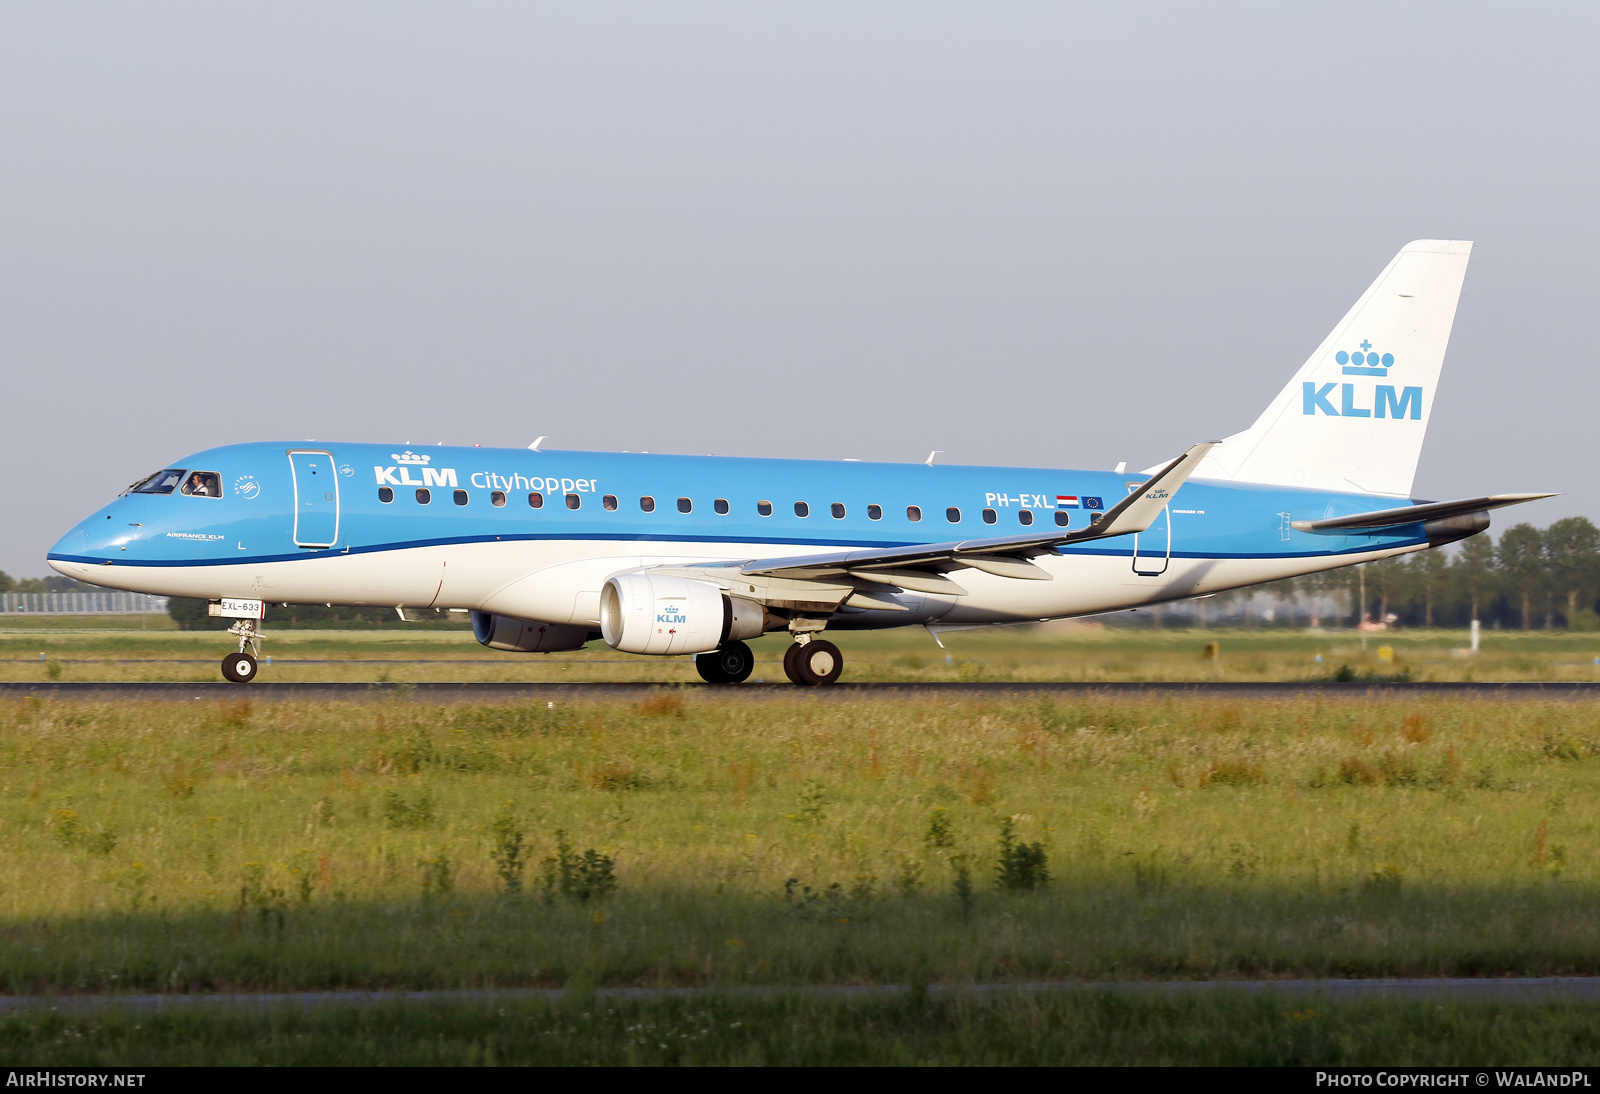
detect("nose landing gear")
[220,617,263,684]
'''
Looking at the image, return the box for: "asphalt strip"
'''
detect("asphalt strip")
[5,979,1600,1015]
[7,681,1600,702]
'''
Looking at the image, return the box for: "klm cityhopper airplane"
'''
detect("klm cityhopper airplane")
[49,240,1550,684]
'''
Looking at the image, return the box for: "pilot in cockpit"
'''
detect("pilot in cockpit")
[182,472,220,497]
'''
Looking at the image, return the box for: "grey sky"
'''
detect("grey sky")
[3,2,1595,576]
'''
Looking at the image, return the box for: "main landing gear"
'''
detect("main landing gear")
[694,627,846,687]
[220,617,263,684]
[694,640,756,684]
[783,636,843,686]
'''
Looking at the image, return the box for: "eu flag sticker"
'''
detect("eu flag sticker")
[1083,497,1104,510]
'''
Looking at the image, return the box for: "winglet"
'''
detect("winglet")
[1085,441,1217,540]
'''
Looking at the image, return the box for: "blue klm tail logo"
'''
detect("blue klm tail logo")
[1303,341,1421,419]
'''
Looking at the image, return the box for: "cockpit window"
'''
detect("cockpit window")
[179,471,222,498]
[131,469,185,495]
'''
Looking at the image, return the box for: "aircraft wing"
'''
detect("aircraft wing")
[1290,492,1556,534]
[740,441,1216,584]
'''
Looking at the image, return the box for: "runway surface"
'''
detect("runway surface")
[3,978,1598,1014]
[4,680,1600,701]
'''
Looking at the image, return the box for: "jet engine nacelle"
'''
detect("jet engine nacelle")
[470,611,592,653]
[600,574,765,655]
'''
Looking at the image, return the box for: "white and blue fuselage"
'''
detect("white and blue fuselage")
[47,441,1432,627]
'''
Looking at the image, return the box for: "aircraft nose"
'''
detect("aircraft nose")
[49,528,84,554]
[47,526,93,579]
[47,502,123,572]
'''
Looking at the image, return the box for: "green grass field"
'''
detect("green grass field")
[1,691,1596,991]
[4,622,1600,683]
[4,629,1600,1064]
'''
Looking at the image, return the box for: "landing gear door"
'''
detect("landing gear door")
[289,450,340,548]
[1128,480,1170,576]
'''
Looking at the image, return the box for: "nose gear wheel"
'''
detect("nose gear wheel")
[221,652,258,683]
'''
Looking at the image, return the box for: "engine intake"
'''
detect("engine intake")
[600,574,764,655]
[471,611,591,653]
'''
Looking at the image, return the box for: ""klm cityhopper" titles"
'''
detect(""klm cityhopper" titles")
[1303,341,1421,419]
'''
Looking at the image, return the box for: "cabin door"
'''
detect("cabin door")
[288,450,340,548]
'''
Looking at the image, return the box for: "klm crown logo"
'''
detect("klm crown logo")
[1302,338,1421,421]
[1337,340,1394,377]
[391,450,432,465]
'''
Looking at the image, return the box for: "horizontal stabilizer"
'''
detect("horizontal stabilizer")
[1290,493,1556,533]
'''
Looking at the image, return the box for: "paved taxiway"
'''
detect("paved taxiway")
[4,681,1600,702]
[2,978,1598,1015]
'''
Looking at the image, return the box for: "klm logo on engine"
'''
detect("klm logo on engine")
[656,612,688,624]
[1303,340,1421,420]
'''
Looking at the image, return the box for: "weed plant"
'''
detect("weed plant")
[0,694,1595,990]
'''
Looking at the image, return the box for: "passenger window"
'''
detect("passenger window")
[794,502,809,517]
[1055,510,1070,527]
[677,497,692,514]
[180,471,222,498]
[454,490,469,506]
[529,491,544,509]
[867,504,882,521]
[906,506,922,522]
[566,493,581,510]
[640,496,656,512]
[131,469,185,495]
[714,498,730,515]
[603,494,618,511]
[982,508,997,524]
[491,490,506,507]
[946,507,961,523]
[416,488,431,504]
[1019,509,1034,526]
[831,503,846,519]
[378,487,394,504]
[757,500,773,516]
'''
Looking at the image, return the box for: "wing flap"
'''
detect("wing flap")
[957,555,1052,580]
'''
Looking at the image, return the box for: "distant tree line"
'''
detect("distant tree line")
[1209,517,1600,630]
[0,573,95,594]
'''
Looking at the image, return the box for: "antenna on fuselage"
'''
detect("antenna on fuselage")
[529,437,545,452]
[925,450,942,466]
[1114,461,1127,474]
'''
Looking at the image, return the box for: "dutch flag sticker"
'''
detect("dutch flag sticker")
[1056,495,1081,508]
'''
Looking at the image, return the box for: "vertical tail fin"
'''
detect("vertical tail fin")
[1193,240,1472,497]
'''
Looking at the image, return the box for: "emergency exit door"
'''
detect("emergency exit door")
[289,451,340,548]
[1128,481,1170,576]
